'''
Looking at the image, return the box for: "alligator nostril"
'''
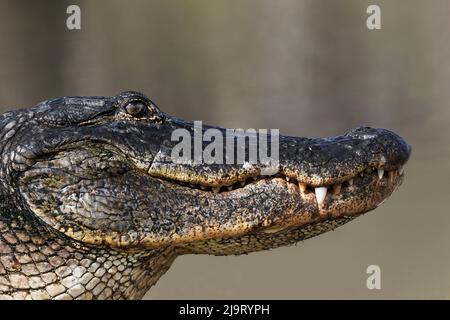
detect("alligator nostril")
[346,126,378,139]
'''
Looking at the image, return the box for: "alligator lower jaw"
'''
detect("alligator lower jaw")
[159,167,404,255]
[129,165,404,249]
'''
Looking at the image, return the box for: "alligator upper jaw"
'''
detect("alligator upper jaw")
[145,123,411,198]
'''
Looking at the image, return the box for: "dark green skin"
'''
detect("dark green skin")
[0,91,411,299]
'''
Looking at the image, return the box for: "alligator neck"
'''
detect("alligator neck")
[0,199,176,300]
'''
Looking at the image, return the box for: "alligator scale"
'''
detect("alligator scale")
[0,91,411,299]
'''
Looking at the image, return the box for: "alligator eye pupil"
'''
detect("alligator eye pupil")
[125,102,146,116]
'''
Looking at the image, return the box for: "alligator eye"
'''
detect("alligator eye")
[124,101,146,117]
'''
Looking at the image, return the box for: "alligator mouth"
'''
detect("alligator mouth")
[154,165,403,209]
[143,163,405,253]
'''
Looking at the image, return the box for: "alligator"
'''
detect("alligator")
[0,91,411,300]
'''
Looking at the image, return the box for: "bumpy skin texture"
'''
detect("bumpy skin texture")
[0,91,411,299]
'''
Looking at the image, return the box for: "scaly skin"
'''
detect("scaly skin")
[0,91,411,299]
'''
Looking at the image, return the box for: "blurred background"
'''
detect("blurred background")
[0,0,448,299]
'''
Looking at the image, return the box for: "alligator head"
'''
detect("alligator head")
[0,91,411,299]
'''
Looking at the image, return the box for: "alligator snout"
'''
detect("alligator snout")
[279,126,411,187]
[346,126,411,168]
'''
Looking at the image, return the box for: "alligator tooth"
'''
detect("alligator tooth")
[189,184,195,188]
[388,170,395,182]
[348,178,354,186]
[252,176,258,181]
[286,177,290,182]
[262,226,287,234]
[314,187,327,205]
[399,166,404,175]
[377,169,384,180]
[227,186,233,191]
[212,187,220,194]
[240,180,246,186]
[200,185,207,190]
[332,184,341,195]
[298,182,307,193]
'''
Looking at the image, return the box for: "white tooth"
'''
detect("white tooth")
[348,178,354,186]
[388,170,395,182]
[399,167,404,175]
[298,182,307,193]
[286,177,290,182]
[240,180,246,186]
[377,169,384,180]
[262,226,287,234]
[314,187,327,206]
[212,187,220,194]
[200,185,207,190]
[227,186,233,191]
[333,184,341,195]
